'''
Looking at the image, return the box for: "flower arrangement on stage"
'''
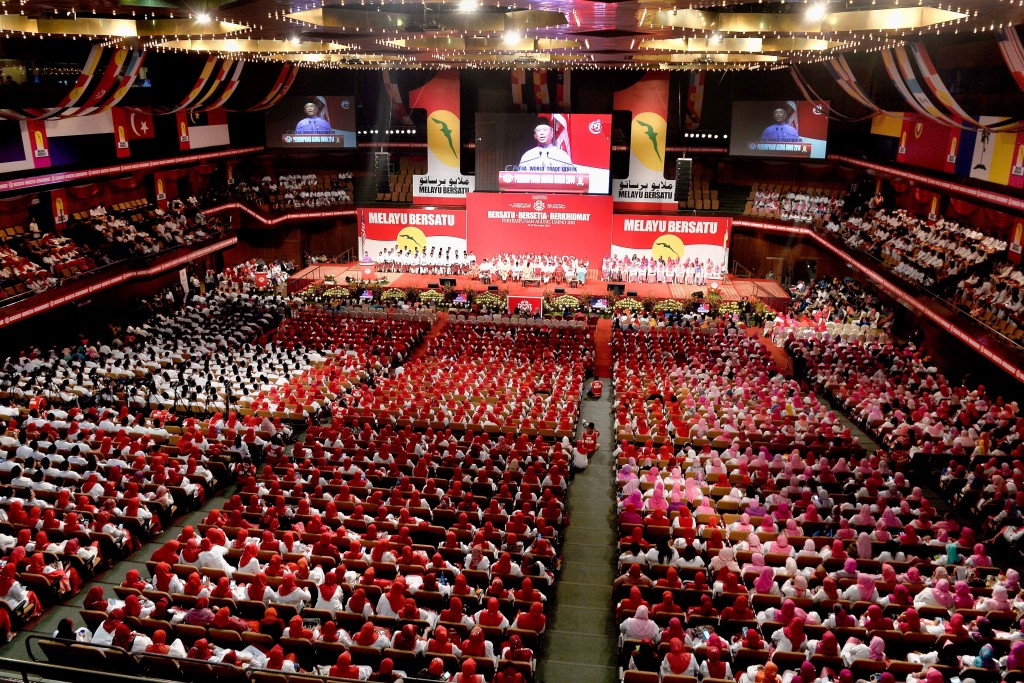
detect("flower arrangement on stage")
[473,292,504,310]
[550,294,581,312]
[300,284,351,302]
[419,289,444,304]
[717,301,741,318]
[381,288,407,302]
[653,299,686,313]
[614,297,644,313]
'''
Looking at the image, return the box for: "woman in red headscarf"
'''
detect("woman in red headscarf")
[150,539,180,564]
[474,597,510,628]
[511,601,546,633]
[329,652,363,679]
[426,625,461,656]
[390,624,425,654]
[454,658,484,683]
[660,638,697,676]
[439,595,471,627]
[460,626,495,659]
[342,621,389,649]
[287,615,314,641]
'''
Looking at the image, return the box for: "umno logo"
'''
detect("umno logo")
[533,199,546,212]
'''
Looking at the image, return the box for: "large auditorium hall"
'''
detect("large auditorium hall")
[1,3,1024,683]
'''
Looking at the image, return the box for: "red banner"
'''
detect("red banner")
[25,120,51,169]
[176,111,190,151]
[153,171,168,210]
[358,207,468,261]
[897,116,958,173]
[508,295,543,316]
[50,188,68,231]
[111,107,131,158]
[466,192,613,264]
[611,214,731,273]
[1010,219,1023,264]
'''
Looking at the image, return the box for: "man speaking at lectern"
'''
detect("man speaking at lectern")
[518,123,577,171]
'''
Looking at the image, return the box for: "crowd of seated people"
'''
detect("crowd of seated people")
[20,231,97,279]
[956,259,1024,343]
[0,240,58,296]
[0,285,440,640]
[748,189,844,224]
[229,173,354,212]
[477,254,587,285]
[601,256,723,285]
[73,202,226,259]
[765,277,893,342]
[611,315,1024,683]
[377,248,475,275]
[37,312,586,682]
[826,209,1007,289]
[781,327,1020,465]
[219,259,296,293]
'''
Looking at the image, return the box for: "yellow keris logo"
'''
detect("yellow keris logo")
[631,113,666,172]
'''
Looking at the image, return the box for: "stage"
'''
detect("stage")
[288,262,790,309]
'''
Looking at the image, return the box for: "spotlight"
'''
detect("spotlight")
[504,30,521,44]
[458,0,476,11]
[805,3,827,21]
[195,12,211,23]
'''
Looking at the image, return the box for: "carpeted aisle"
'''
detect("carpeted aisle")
[594,318,613,377]
[536,382,618,683]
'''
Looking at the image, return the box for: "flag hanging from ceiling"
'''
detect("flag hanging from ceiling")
[685,71,705,131]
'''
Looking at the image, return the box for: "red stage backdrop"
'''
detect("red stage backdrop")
[611,214,732,277]
[466,192,613,265]
[358,208,468,261]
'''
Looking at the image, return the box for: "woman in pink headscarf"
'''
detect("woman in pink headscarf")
[967,543,992,567]
[914,578,953,609]
[767,533,794,556]
[852,505,875,526]
[843,573,878,603]
[619,605,660,641]
[855,532,873,559]
[646,483,668,512]
[952,581,975,609]
[982,585,1013,612]
[753,567,780,596]
[743,533,764,554]
[730,513,754,534]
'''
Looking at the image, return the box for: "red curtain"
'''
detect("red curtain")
[984,207,1013,230]
[948,197,978,216]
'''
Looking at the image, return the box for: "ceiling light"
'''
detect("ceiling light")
[458,0,476,12]
[195,12,211,23]
[805,3,828,21]
[504,30,521,44]
[709,32,723,45]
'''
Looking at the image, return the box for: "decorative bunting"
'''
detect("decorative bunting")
[200,61,245,112]
[997,26,1024,94]
[93,51,147,115]
[163,56,220,114]
[685,71,705,131]
[556,70,571,112]
[824,57,887,115]
[511,69,527,113]
[883,48,959,128]
[255,65,299,111]
[381,71,414,125]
